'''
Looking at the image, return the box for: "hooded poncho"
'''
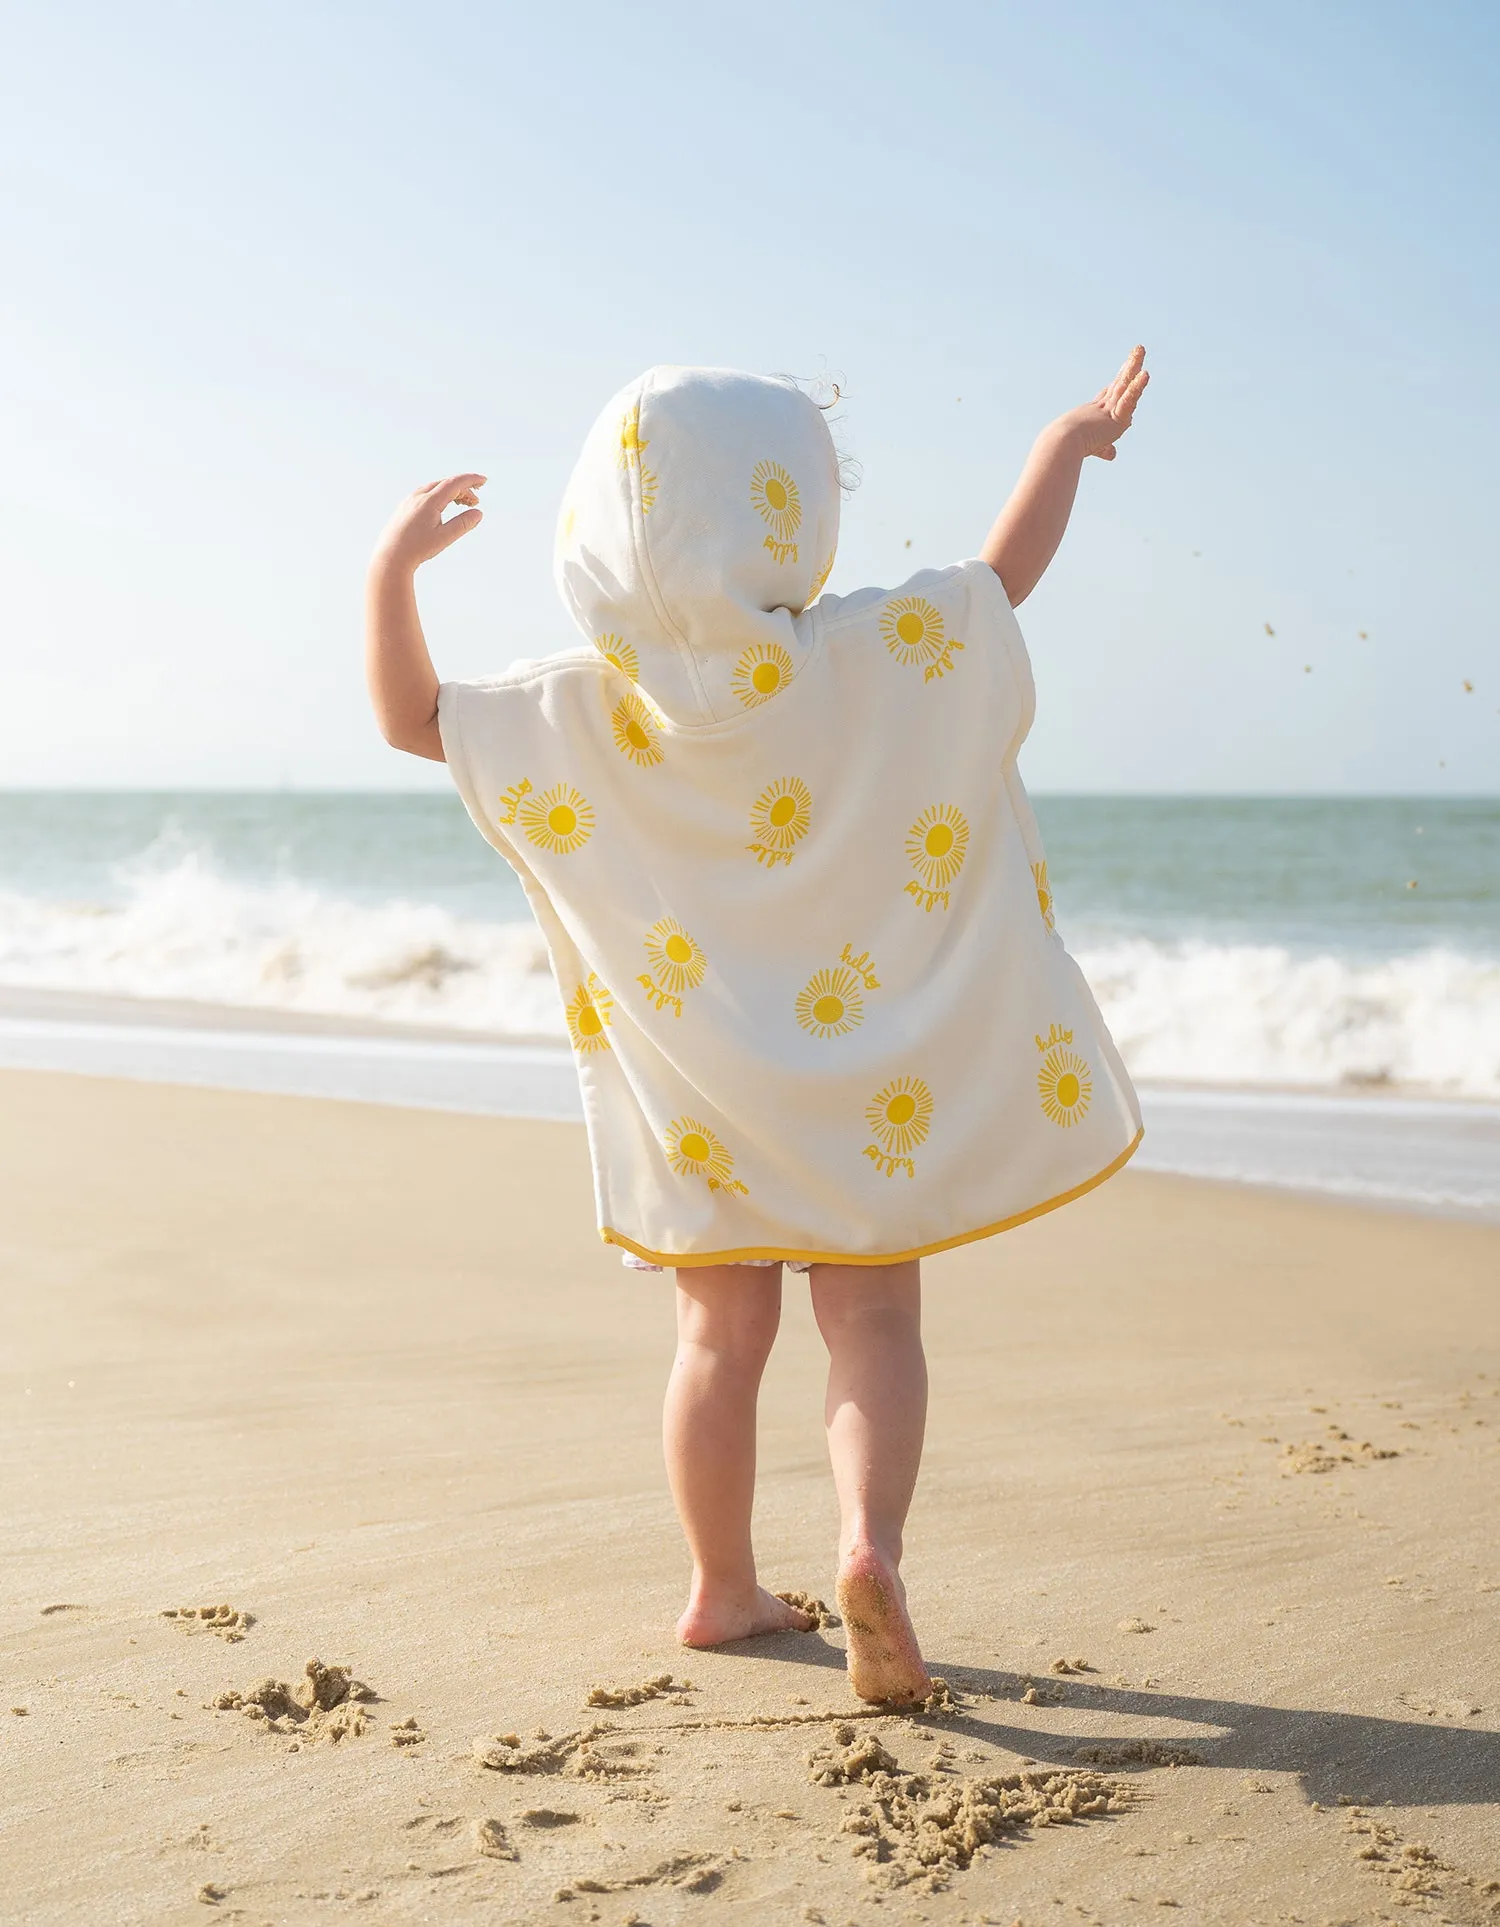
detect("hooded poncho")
[439,365,1142,1266]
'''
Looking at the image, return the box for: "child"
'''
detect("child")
[365,351,1150,1704]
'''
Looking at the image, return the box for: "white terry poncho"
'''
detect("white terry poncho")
[439,365,1142,1267]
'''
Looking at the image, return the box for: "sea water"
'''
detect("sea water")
[0,792,1495,1098]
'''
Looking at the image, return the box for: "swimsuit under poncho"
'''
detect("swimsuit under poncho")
[438,365,1142,1266]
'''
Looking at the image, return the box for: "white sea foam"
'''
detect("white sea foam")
[1077,937,1500,1098]
[0,857,1496,1095]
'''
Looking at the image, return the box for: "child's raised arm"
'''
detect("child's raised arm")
[980,346,1149,608]
[364,473,486,761]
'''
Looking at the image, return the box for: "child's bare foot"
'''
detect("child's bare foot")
[676,1582,815,1648]
[836,1544,932,1704]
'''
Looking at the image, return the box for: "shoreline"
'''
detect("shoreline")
[1,985,1497,1225]
[0,980,1494,1111]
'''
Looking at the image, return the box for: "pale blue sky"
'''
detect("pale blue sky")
[1,0,1495,792]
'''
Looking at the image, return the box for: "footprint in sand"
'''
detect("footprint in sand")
[163,1604,253,1643]
[805,1725,1127,1887]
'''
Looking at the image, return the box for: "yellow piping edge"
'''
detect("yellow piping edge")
[600,1125,1145,1270]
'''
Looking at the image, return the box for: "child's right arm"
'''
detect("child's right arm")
[980,346,1149,608]
[364,472,487,761]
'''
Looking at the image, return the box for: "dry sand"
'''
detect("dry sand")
[2,1066,1497,1926]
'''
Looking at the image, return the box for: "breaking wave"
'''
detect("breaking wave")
[1,856,1496,1096]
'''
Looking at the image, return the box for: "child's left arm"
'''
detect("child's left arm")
[980,346,1149,607]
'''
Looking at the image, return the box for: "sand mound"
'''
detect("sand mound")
[163,1604,253,1642]
[773,1589,840,1628]
[806,1727,1125,1890]
[585,1672,693,1707]
[212,1658,376,1741]
[474,1817,517,1861]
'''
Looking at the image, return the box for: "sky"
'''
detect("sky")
[0,0,1496,794]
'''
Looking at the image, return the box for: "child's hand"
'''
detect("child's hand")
[1051,346,1150,461]
[371,473,487,573]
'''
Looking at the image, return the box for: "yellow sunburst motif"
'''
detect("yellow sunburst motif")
[904,804,970,912]
[517,783,595,855]
[1036,1025,1093,1128]
[879,596,966,682]
[803,548,835,607]
[556,502,577,552]
[638,917,707,1017]
[665,1116,749,1196]
[862,1076,934,1179]
[611,692,664,768]
[1033,860,1056,931]
[594,632,639,681]
[618,404,659,515]
[795,945,880,1040]
[747,777,812,867]
[565,974,613,1054]
[731,641,795,709]
[751,460,802,565]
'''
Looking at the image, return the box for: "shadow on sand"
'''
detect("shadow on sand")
[711,1637,1500,1809]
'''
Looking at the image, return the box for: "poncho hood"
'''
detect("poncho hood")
[555,365,842,728]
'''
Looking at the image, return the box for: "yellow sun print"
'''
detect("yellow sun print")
[611,693,664,768]
[879,596,965,682]
[747,777,812,867]
[731,641,795,709]
[750,460,802,565]
[517,783,595,855]
[665,1117,749,1196]
[1033,860,1056,931]
[594,633,639,681]
[1037,1027,1092,1128]
[638,917,707,1016]
[862,1076,934,1179]
[795,945,880,1040]
[904,804,970,912]
[565,974,613,1054]
[617,403,659,515]
[803,548,835,607]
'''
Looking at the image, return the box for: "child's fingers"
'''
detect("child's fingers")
[1105,345,1146,408]
[424,473,489,506]
[1114,367,1150,422]
[432,506,483,551]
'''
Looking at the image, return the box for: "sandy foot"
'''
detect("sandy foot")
[836,1546,932,1704]
[676,1583,815,1647]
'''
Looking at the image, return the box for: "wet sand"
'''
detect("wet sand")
[2,1067,1497,1924]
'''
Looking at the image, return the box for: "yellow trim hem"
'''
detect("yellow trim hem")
[601,1126,1145,1270]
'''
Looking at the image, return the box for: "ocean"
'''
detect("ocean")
[1,792,1495,1099]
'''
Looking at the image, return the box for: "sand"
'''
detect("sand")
[2,1066,1497,1926]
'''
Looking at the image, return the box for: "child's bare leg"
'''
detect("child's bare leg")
[809,1260,931,1703]
[665,1264,815,1647]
